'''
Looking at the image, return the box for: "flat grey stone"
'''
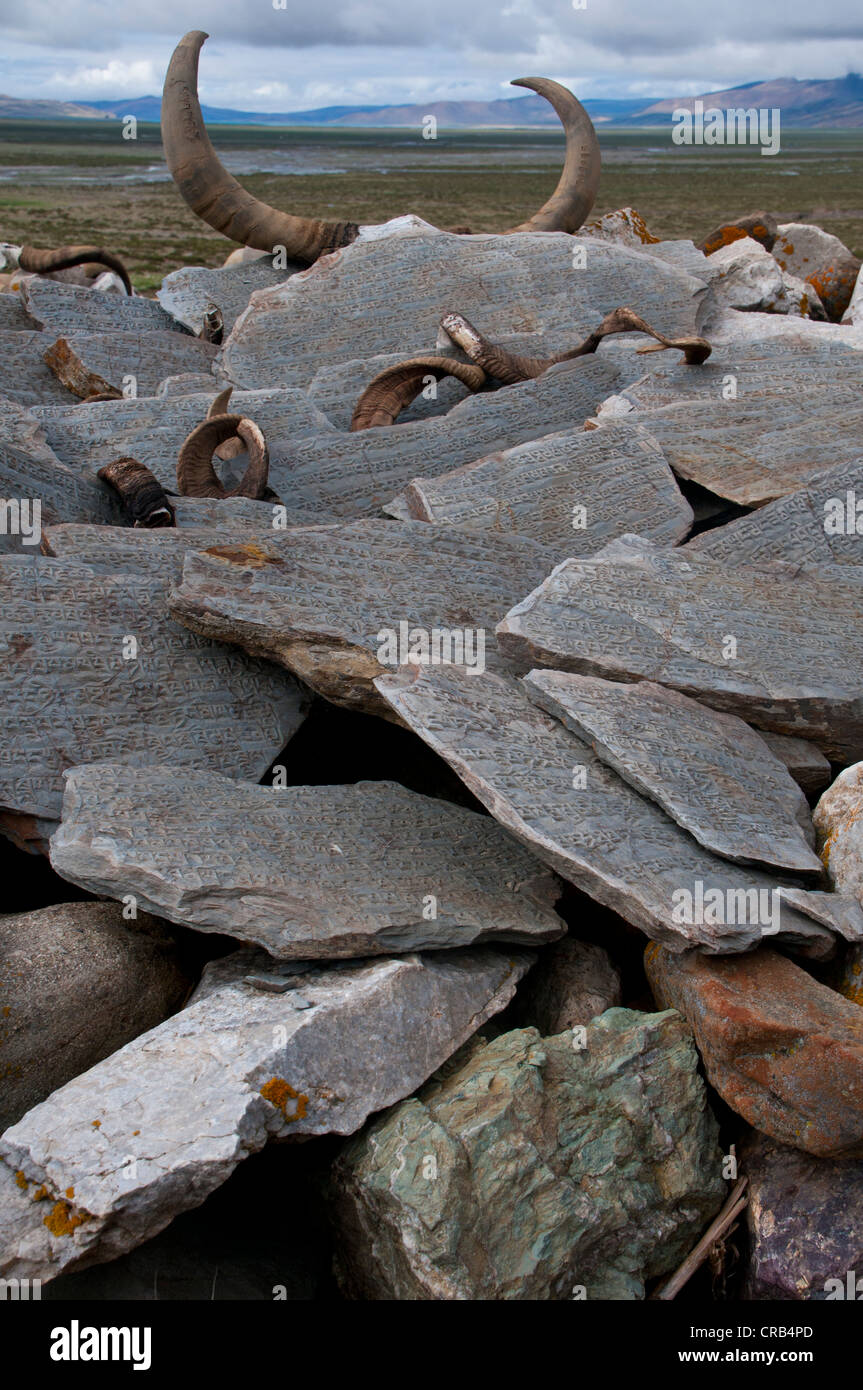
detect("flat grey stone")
[169,520,559,715]
[0,902,189,1132]
[42,515,285,570]
[0,944,532,1283]
[0,440,123,553]
[219,228,708,391]
[496,537,863,763]
[0,553,307,820]
[687,459,863,568]
[157,259,301,336]
[43,331,217,399]
[0,294,37,330]
[390,423,692,559]
[760,733,832,797]
[0,331,73,406]
[523,671,821,875]
[327,1011,725,1300]
[50,765,564,958]
[22,278,186,337]
[374,665,840,953]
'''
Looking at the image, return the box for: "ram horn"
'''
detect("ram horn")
[177,414,269,499]
[507,78,601,234]
[97,457,176,528]
[162,31,359,263]
[350,358,487,431]
[17,245,132,295]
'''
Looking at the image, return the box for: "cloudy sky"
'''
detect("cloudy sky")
[1,0,862,110]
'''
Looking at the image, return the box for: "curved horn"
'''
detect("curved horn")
[162,31,359,263]
[506,78,600,234]
[177,414,269,499]
[18,244,132,295]
[98,457,177,528]
[350,358,486,431]
[207,387,233,419]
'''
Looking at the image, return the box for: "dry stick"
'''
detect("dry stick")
[651,1176,749,1301]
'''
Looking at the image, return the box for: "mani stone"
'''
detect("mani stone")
[0,902,189,1133]
[759,734,831,798]
[495,536,863,763]
[389,423,693,560]
[0,553,307,821]
[218,222,708,391]
[645,943,863,1158]
[157,258,301,336]
[42,515,286,571]
[168,520,559,716]
[0,331,74,406]
[814,763,863,903]
[514,936,621,1036]
[742,1132,863,1300]
[523,671,822,876]
[21,278,186,337]
[32,388,335,497]
[686,459,863,569]
[595,390,863,506]
[374,665,841,955]
[0,439,123,553]
[0,944,532,1283]
[0,295,37,330]
[327,1011,725,1300]
[42,331,217,400]
[773,223,861,321]
[50,765,564,959]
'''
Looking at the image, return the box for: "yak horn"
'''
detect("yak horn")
[162,31,359,263]
[98,457,177,528]
[177,414,269,499]
[507,78,600,234]
[350,358,487,431]
[18,244,132,295]
[207,388,244,460]
[441,306,711,384]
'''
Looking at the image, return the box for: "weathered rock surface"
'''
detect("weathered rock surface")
[0,439,123,552]
[50,765,564,958]
[218,225,708,391]
[773,223,861,321]
[375,665,841,954]
[389,423,693,560]
[0,945,532,1282]
[169,521,558,714]
[496,537,863,762]
[327,1010,725,1300]
[0,553,307,820]
[742,1132,863,1299]
[42,516,284,570]
[843,263,863,324]
[582,206,660,249]
[42,331,217,399]
[645,943,863,1157]
[157,258,301,336]
[759,734,832,798]
[0,331,74,406]
[0,902,189,1133]
[514,936,621,1035]
[686,459,863,569]
[814,763,863,902]
[708,238,789,312]
[523,671,821,875]
[0,295,37,330]
[22,278,186,337]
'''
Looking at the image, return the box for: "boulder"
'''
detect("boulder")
[327,1011,725,1300]
[50,765,564,959]
[514,936,621,1035]
[0,945,532,1283]
[0,902,189,1133]
[699,213,777,256]
[842,264,863,324]
[582,207,660,248]
[773,223,861,321]
[742,1132,863,1299]
[707,237,788,312]
[645,943,863,1157]
[814,763,863,901]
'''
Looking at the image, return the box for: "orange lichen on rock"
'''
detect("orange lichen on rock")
[43,1198,90,1238]
[14,1170,27,1191]
[260,1076,309,1123]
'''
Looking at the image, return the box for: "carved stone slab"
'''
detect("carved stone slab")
[50,765,564,957]
[0,442,124,552]
[392,423,692,559]
[157,258,301,336]
[43,331,218,399]
[0,295,37,330]
[496,537,863,762]
[523,670,822,875]
[22,278,186,337]
[687,459,863,568]
[169,520,559,714]
[374,665,841,954]
[0,945,532,1283]
[0,331,73,406]
[760,733,832,797]
[219,227,708,390]
[42,515,285,569]
[0,554,307,820]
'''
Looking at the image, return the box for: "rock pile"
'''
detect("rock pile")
[1,96,863,1298]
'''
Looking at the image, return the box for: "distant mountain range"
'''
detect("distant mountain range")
[2,74,863,128]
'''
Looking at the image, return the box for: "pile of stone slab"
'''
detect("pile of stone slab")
[2,208,863,1301]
